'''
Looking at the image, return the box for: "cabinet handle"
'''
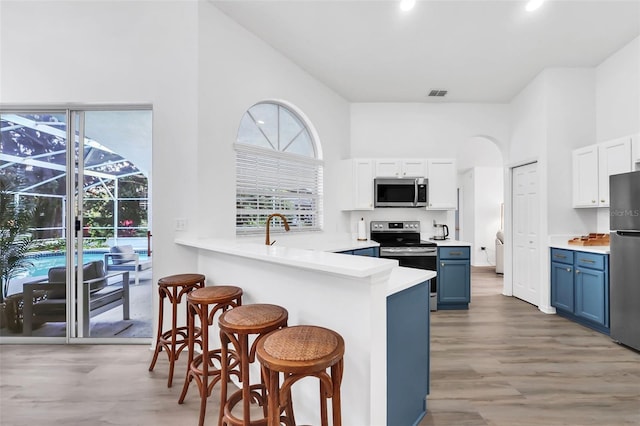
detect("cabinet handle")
[554,254,567,259]
[449,251,462,256]
[592,200,596,203]
[601,199,605,203]
[441,262,445,267]
[576,269,581,274]
[579,259,595,264]
[566,268,571,272]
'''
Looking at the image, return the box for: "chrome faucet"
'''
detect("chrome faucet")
[265,213,290,245]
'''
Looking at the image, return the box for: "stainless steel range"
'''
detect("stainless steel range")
[370,221,438,311]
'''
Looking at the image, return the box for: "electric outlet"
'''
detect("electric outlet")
[480,246,486,250]
[175,218,187,231]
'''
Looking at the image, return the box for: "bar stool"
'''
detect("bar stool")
[178,285,243,426]
[256,325,345,426]
[218,304,289,426]
[148,273,205,387]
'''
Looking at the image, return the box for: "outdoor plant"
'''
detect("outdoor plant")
[0,175,34,305]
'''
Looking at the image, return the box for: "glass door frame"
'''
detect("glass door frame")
[0,103,152,344]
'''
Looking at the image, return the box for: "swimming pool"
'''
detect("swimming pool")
[18,250,150,279]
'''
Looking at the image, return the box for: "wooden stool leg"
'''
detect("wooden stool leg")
[178,301,195,404]
[320,378,328,426]
[331,360,344,426]
[168,286,179,387]
[218,331,230,426]
[148,288,165,373]
[198,303,209,426]
[267,367,280,426]
[240,334,251,425]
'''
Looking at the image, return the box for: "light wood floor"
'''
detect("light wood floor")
[420,267,640,426]
[1,267,638,425]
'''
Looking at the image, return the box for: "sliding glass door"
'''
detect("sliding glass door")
[0,106,152,343]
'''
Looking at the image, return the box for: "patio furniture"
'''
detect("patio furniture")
[104,245,152,285]
[22,260,130,336]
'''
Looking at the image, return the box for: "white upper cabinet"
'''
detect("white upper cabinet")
[597,137,632,207]
[340,159,374,210]
[400,159,427,177]
[572,145,599,207]
[572,136,632,208]
[426,159,457,210]
[375,159,426,178]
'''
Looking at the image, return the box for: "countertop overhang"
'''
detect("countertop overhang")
[176,236,392,278]
[176,234,435,295]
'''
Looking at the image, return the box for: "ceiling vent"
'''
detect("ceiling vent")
[428,89,448,97]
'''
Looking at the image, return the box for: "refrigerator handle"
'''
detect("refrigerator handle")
[616,231,640,237]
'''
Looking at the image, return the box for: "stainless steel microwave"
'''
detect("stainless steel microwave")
[374,178,428,207]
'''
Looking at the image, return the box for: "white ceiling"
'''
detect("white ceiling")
[212,0,640,103]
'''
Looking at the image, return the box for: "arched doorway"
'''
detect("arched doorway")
[456,136,505,270]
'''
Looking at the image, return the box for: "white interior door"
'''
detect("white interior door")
[512,162,539,306]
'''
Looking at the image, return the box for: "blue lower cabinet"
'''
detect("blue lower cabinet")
[575,267,608,327]
[338,247,379,257]
[437,247,471,310]
[550,248,609,334]
[387,281,429,426]
[550,262,574,312]
[352,247,379,257]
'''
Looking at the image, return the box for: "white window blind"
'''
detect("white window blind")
[236,144,323,234]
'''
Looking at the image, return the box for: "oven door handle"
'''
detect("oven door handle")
[414,179,418,206]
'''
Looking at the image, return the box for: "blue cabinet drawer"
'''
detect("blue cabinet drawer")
[575,252,606,270]
[352,247,379,257]
[550,248,574,265]
[438,247,470,260]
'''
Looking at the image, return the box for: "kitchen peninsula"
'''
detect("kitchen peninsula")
[176,234,436,426]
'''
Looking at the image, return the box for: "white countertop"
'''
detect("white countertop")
[176,236,393,278]
[236,232,379,252]
[548,235,610,254]
[427,239,472,247]
[548,242,610,254]
[387,267,436,295]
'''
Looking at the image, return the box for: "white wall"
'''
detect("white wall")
[1,0,201,285]
[507,67,599,311]
[349,103,508,238]
[470,168,503,267]
[459,168,503,267]
[596,36,640,142]
[197,3,351,238]
[545,68,597,235]
[595,35,640,232]
[350,103,509,158]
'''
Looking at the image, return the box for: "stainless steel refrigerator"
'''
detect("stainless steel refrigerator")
[609,170,640,351]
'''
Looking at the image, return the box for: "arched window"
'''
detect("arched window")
[235,101,323,235]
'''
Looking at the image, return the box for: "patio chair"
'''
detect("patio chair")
[104,245,152,285]
[22,260,130,336]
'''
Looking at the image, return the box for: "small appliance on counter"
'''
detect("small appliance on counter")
[433,223,449,240]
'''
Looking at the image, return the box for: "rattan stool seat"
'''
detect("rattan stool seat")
[178,285,243,426]
[158,273,206,288]
[148,273,205,388]
[256,325,345,426]
[218,304,288,426]
[188,286,244,304]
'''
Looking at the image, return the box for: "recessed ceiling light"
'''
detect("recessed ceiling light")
[400,0,416,12]
[525,0,545,12]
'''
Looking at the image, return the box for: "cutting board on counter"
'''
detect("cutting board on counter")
[568,233,610,246]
